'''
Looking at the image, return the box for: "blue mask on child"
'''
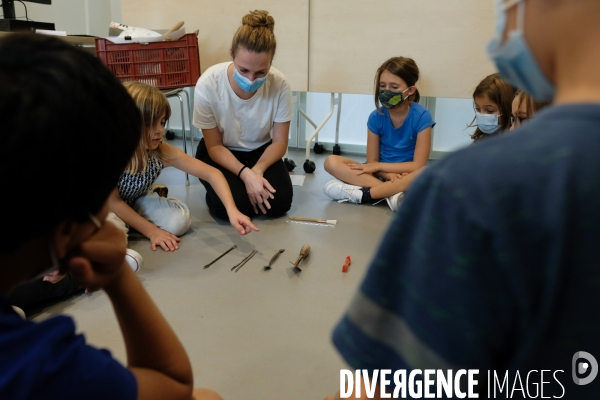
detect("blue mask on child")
[476,112,501,134]
[486,0,555,102]
[233,68,268,92]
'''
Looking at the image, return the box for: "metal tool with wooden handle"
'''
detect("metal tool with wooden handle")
[231,250,257,272]
[290,244,311,270]
[264,249,285,271]
[203,245,236,269]
[165,21,184,41]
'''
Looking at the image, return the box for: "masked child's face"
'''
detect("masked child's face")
[379,70,414,96]
[511,94,529,131]
[148,113,166,150]
[474,95,503,125]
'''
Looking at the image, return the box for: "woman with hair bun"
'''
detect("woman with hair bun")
[194,10,293,219]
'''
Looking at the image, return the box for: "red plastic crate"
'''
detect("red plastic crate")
[95,33,201,89]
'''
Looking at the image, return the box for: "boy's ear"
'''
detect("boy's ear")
[230,48,234,60]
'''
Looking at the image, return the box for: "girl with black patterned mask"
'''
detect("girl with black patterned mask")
[323,56,435,212]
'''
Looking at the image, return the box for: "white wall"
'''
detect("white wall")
[303,92,372,146]
[119,0,495,97]
[24,0,86,34]
[432,98,476,153]
[110,0,121,24]
[24,0,119,36]
[86,0,111,36]
[308,0,495,97]
[121,0,310,91]
[21,0,483,155]
[165,87,201,139]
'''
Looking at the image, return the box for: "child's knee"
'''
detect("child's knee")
[135,195,192,236]
[324,155,338,173]
[162,215,191,236]
[160,204,192,236]
[323,154,342,175]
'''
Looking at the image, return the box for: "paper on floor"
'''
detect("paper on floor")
[290,175,306,186]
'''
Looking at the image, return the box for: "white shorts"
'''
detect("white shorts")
[108,192,192,240]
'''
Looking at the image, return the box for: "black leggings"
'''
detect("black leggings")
[195,139,293,220]
[9,273,82,309]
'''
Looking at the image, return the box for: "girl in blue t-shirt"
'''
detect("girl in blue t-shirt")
[323,56,435,211]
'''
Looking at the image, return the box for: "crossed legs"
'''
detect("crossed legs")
[324,155,421,200]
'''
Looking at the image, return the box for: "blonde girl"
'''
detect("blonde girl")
[109,82,258,252]
[510,90,551,130]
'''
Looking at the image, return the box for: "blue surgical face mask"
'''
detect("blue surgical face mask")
[486,0,555,102]
[476,112,502,134]
[233,67,268,92]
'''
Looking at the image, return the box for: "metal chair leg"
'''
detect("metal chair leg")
[180,89,196,155]
[162,87,194,185]
[175,92,190,186]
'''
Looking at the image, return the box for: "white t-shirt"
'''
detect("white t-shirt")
[193,62,293,151]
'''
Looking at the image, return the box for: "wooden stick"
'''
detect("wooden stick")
[289,216,337,224]
[289,216,321,222]
[164,21,184,41]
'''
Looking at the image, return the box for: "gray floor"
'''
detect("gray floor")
[32,141,397,400]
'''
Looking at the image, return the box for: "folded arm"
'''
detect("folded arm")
[252,121,289,175]
[354,128,432,179]
[202,126,286,215]
[68,220,193,400]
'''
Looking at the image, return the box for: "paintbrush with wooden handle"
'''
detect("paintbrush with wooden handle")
[289,216,337,225]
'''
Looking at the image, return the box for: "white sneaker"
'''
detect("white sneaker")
[12,306,25,319]
[125,249,143,273]
[386,192,404,212]
[323,179,363,204]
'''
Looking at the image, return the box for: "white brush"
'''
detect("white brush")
[289,216,337,226]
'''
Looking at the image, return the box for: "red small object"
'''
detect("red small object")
[342,256,351,273]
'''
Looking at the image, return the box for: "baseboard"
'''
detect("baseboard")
[430,150,452,160]
[166,128,202,141]
[287,141,366,157]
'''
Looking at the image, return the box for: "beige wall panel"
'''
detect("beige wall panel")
[309,0,497,98]
[121,0,309,91]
